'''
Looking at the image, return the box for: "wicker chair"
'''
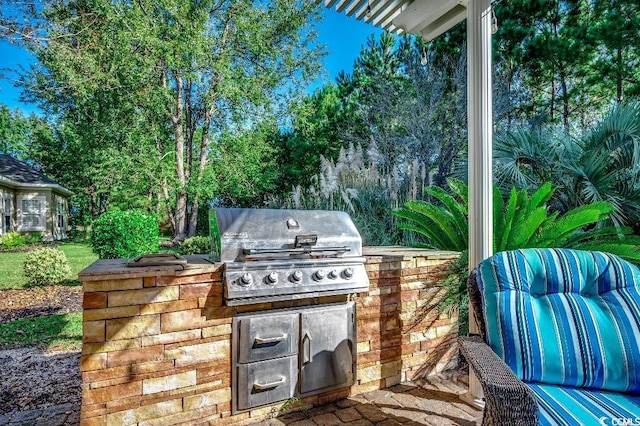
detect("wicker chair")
[459,249,640,426]
[459,269,539,425]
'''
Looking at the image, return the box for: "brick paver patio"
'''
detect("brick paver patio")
[250,370,482,426]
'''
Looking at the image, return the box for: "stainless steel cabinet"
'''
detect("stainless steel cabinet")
[232,302,356,413]
[300,305,354,394]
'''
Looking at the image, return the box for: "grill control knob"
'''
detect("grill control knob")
[266,272,279,284]
[239,273,253,286]
[342,267,354,279]
[314,270,326,281]
[290,270,303,283]
[328,269,339,279]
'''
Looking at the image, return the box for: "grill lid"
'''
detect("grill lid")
[213,208,363,262]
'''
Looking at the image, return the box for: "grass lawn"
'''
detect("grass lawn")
[0,312,82,350]
[0,242,98,290]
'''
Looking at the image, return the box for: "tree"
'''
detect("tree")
[282,32,467,190]
[5,0,323,241]
[396,36,467,186]
[495,0,598,130]
[494,102,640,227]
[0,105,34,160]
[588,0,640,103]
[276,84,349,188]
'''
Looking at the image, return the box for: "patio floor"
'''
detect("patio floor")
[250,370,483,426]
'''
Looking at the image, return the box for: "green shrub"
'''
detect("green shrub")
[23,247,72,287]
[1,232,27,250]
[68,228,89,242]
[394,180,640,334]
[180,236,211,255]
[25,233,43,245]
[90,209,159,259]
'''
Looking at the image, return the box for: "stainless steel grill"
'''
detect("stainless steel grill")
[212,208,369,413]
[213,208,370,306]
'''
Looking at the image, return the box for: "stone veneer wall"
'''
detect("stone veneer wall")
[79,248,459,426]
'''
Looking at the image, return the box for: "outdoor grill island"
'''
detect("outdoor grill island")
[215,208,369,413]
[78,208,461,425]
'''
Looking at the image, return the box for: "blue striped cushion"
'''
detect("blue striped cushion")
[529,383,640,426]
[477,248,640,392]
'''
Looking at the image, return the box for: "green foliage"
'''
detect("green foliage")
[67,228,89,242]
[60,243,100,281]
[24,233,43,245]
[9,0,324,240]
[277,84,347,188]
[271,144,427,246]
[279,33,467,189]
[494,102,640,226]
[493,0,640,128]
[90,210,159,259]
[0,105,32,159]
[0,312,82,350]
[396,180,640,261]
[23,247,72,287]
[396,180,640,333]
[211,124,283,207]
[440,251,469,336]
[180,236,211,255]
[0,243,96,290]
[0,232,28,250]
[394,180,468,252]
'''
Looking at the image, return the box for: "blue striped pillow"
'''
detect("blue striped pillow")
[477,248,640,393]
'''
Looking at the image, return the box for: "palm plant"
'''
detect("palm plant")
[394,179,640,333]
[494,101,640,226]
[394,180,640,260]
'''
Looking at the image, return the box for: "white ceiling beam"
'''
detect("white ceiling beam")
[393,0,467,39]
[335,0,350,13]
[346,0,368,16]
[355,0,384,20]
[419,3,466,40]
[370,0,408,26]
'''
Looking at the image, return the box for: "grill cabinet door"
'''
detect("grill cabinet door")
[299,302,355,395]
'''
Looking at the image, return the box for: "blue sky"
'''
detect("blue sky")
[0,9,381,116]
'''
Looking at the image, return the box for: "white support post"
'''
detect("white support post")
[462,0,493,408]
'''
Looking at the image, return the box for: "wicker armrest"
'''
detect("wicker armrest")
[459,335,538,426]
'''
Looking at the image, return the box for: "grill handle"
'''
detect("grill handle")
[254,335,286,345]
[253,376,285,391]
[302,332,313,365]
[243,246,351,256]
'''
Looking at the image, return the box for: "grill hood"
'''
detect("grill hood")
[213,208,363,263]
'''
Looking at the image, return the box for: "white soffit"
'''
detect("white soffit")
[320,0,468,41]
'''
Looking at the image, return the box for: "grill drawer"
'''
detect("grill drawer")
[236,356,298,411]
[236,313,299,363]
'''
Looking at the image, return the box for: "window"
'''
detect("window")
[3,196,11,234]
[18,195,46,232]
[57,199,65,230]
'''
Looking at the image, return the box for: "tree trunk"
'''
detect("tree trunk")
[550,73,556,122]
[160,179,176,234]
[617,48,623,102]
[171,75,188,243]
[187,107,215,237]
[185,20,229,238]
[559,63,570,131]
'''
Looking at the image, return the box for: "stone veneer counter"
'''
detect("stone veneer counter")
[78,248,460,426]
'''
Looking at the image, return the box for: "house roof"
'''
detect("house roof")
[0,154,72,196]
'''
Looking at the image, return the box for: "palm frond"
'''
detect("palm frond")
[542,202,613,246]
